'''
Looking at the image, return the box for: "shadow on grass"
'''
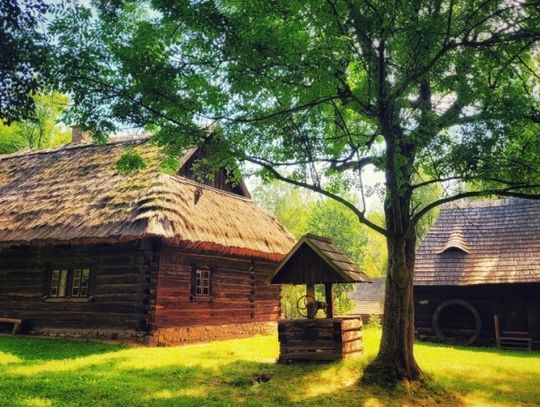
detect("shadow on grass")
[1,334,539,406]
[0,334,125,361]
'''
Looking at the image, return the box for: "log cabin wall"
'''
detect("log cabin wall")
[153,247,281,344]
[0,240,158,341]
[414,284,540,349]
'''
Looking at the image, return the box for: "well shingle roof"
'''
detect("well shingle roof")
[414,198,540,285]
[270,234,371,284]
[0,140,295,261]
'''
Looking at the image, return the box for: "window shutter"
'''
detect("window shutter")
[43,265,52,297]
[209,266,216,297]
[190,264,197,298]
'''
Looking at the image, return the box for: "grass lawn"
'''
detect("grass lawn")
[0,327,539,407]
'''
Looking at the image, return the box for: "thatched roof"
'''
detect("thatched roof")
[270,234,371,284]
[0,139,295,261]
[414,198,540,286]
[350,277,385,315]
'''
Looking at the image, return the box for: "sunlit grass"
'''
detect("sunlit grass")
[0,327,538,406]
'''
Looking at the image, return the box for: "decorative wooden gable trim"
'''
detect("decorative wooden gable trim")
[436,230,470,254]
[177,146,251,198]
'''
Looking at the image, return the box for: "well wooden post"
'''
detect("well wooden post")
[306,283,317,319]
[325,283,334,318]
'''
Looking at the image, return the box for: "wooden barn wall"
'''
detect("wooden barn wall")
[155,248,281,331]
[0,240,157,339]
[414,284,540,346]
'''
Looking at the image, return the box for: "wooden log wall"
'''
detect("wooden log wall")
[0,240,158,340]
[154,248,281,336]
[414,283,540,349]
[278,317,363,362]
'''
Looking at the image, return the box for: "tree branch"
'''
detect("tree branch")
[230,96,341,124]
[330,156,375,172]
[244,155,388,236]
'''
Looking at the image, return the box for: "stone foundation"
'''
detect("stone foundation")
[154,321,277,345]
[28,327,147,343]
[20,322,277,346]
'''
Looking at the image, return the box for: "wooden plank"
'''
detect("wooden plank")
[342,339,363,353]
[341,318,362,330]
[342,330,362,342]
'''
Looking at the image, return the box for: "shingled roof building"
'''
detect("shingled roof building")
[349,277,385,323]
[414,198,540,350]
[0,135,294,344]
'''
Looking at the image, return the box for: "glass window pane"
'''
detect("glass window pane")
[195,268,211,297]
[80,269,90,297]
[58,270,68,297]
[72,269,82,297]
[50,270,60,297]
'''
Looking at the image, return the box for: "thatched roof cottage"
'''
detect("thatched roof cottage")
[0,135,295,344]
[414,198,540,350]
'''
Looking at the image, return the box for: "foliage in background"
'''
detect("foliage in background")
[360,212,387,278]
[254,181,387,318]
[413,170,444,240]
[0,0,50,121]
[0,92,70,154]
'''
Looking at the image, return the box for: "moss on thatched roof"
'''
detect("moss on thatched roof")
[0,140,294,261]
[414,198,540,285]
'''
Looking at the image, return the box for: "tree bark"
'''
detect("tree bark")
[362,120,422,385]
[362,233,422,386]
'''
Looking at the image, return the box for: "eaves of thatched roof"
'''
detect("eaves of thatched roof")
[414,198,540,286]
[0,139,295,261]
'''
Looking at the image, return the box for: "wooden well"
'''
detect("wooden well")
[270,234,371,363]
[278,317,363,362]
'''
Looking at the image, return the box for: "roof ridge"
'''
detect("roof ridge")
[440,197,532,210]
[304,233,333,243]
[0,137,150,161]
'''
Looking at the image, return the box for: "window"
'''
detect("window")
[49,270,68,298]
[196,268,210,296]
[72,269,91,297]
[190,265,212,301]
[48,268,92,299]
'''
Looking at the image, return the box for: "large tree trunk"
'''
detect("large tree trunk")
[362,233,422,385]
[362,125,421,385]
